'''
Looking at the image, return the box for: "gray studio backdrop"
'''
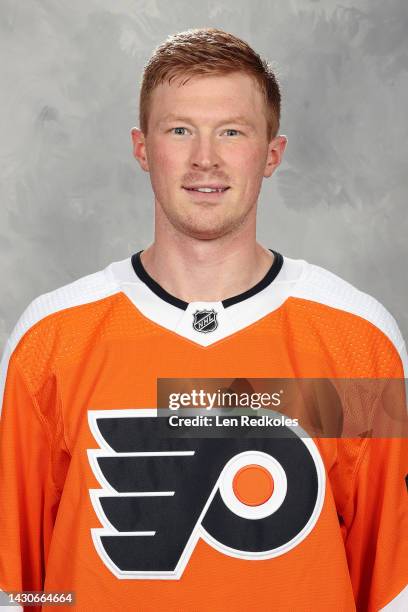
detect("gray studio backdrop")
[1,0,407,352]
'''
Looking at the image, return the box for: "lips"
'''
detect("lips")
[182,185,230,193]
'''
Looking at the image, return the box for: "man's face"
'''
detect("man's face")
[132,71,287,240]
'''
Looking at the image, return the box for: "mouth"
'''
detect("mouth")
[182,185,230,198]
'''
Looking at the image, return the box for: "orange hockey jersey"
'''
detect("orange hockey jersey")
[0,250,407,611]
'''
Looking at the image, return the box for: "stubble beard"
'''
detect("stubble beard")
[160,198,255,241]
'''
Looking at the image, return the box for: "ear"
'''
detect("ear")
[263,135,288,178]
[131,127,149,172]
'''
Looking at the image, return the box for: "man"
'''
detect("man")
[0,27,407,612]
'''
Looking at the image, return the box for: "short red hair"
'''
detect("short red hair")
[139,28,281,140]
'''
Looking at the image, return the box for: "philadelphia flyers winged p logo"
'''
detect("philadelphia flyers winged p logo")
[87,409,325,580]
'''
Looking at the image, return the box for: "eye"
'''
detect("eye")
[171,127,189,135]
[224,129,241,136]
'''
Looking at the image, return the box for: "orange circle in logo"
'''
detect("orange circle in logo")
[232,464,274,507]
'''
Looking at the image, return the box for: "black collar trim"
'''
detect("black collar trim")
[131,249,283,311]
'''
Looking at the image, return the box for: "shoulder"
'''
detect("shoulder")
[0,257,135,418]
[6,261,125,356]
[293,260,403,347]
[285,256,407,375]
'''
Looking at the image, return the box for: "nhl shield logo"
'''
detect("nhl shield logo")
[192,309,218,333]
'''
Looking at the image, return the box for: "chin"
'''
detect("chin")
[175,218,244,241]
[161,203,249,240]
[186,230,227,241]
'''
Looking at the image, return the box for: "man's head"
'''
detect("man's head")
[132,28,287,241]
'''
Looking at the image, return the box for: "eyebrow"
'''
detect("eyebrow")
[158,114,255,128]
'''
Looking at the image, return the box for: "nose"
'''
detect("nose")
[190,134,220,170]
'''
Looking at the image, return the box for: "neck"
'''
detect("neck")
[140,233,274,304]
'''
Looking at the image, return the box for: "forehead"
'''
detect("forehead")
[148,72,267,127]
